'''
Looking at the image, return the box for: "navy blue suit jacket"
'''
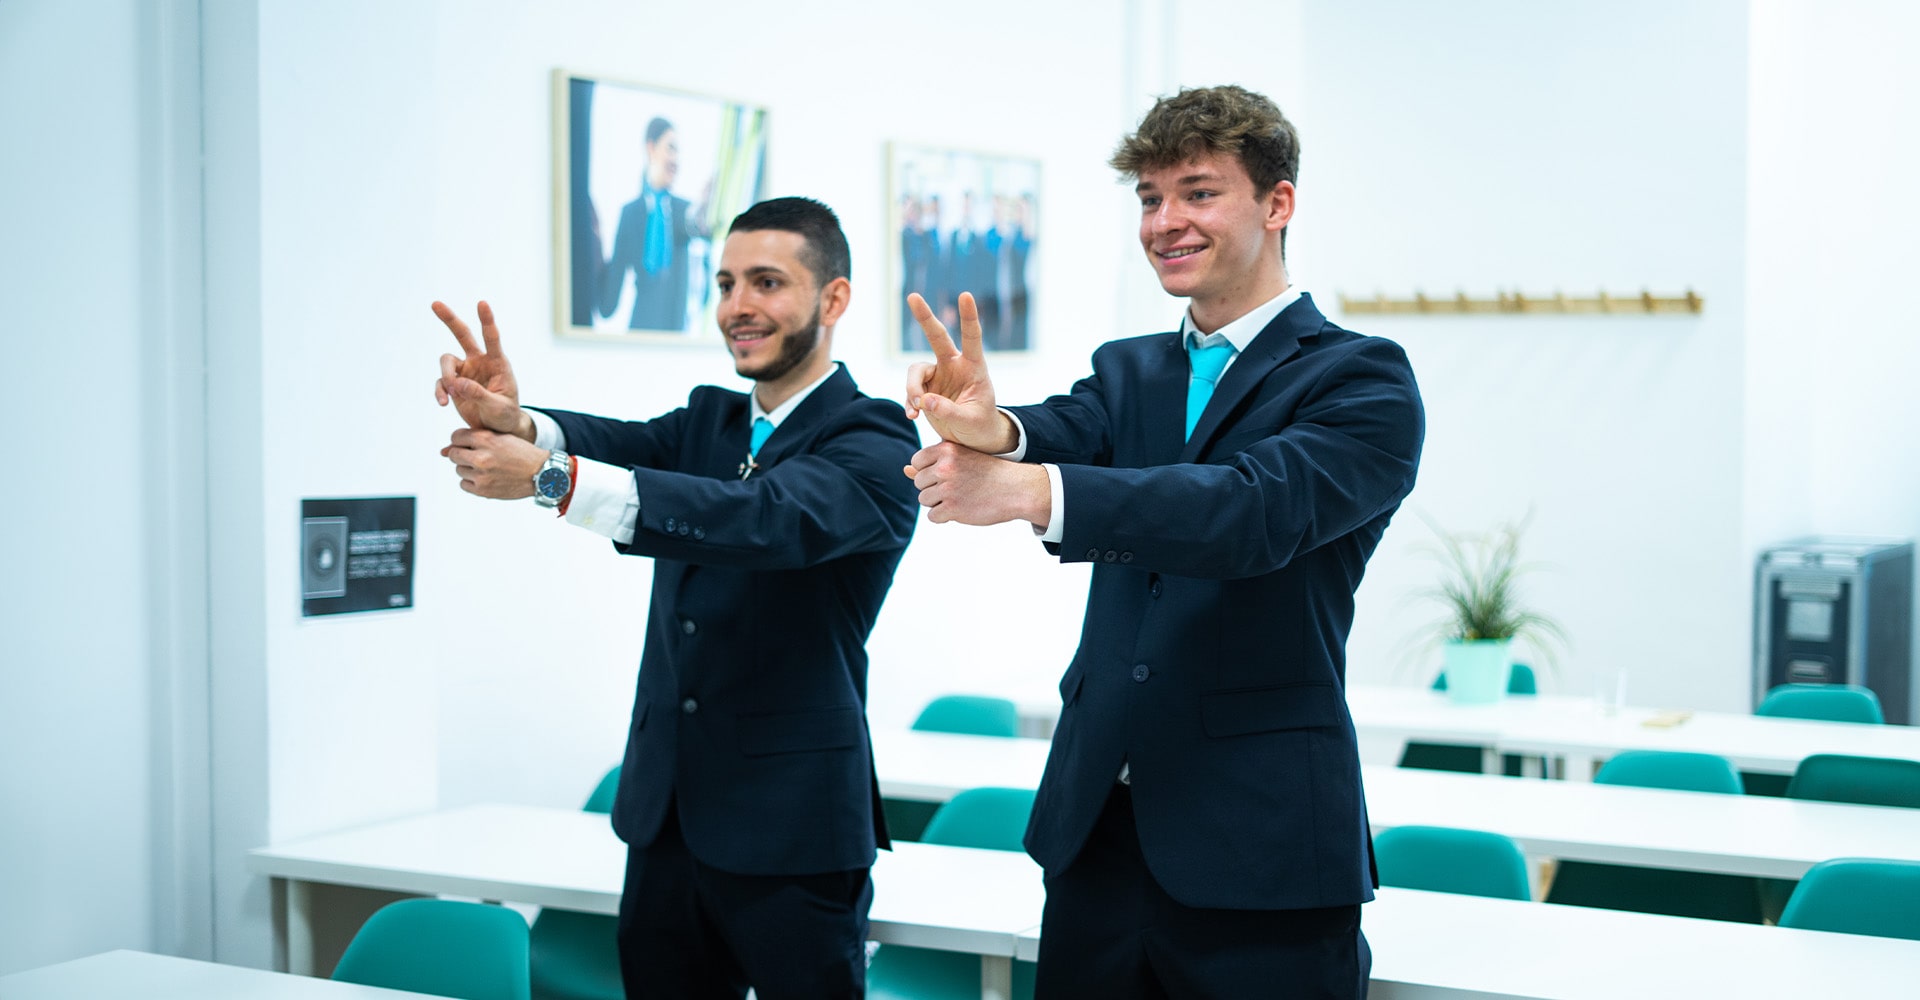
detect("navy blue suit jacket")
[538,366,919,877]
[1010,294,1424,910]
[599,190,696,331]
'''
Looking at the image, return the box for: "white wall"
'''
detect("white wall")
[1748,0,1920,717]
[1292,0,1754,711]
[0,0,206,975]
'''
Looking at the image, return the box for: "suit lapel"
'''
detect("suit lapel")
[1176,295,1321,464]
[1145,334,1190,465]
[749,365,858,472]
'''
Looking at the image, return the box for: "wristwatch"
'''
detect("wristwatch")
[533,449,573,508]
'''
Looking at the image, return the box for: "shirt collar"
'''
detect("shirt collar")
[751,362,841,428]
[1182,285,1304,352]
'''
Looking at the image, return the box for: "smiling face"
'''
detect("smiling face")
[1135,150,1294,331]
[714,229,845,398]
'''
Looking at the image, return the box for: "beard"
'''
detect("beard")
[735,303,822,384]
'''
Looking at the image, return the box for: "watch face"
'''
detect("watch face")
[536,467,570,499]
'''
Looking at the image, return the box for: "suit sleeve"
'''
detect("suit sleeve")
[535,404,686,474]
[1027,338,1423,580]
[616,399,919,572]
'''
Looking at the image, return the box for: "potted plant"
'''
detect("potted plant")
[1416,514,1567,705]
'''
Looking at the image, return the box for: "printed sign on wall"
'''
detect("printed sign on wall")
[301,497,415,617]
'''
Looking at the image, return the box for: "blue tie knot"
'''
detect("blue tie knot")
[749,416,774,457]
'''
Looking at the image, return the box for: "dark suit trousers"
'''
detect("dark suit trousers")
[1034,784,1370,1000]
[617,800,872,999]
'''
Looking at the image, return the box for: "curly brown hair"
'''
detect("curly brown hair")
[1110,84,1300,195]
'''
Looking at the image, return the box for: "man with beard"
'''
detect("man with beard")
[434,196,919,997]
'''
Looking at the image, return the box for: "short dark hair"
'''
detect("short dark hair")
[1110,84,1300,195]
[644,116,674,145]
[727,196,851,287]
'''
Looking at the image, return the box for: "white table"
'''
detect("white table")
[1011,885,1920,998]
[0,950,434,998]
[875,728,1920,881]
[249,804,1043,1000]
[1019,684,1920,780]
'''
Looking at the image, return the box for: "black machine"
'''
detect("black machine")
[1754,537,1914,725]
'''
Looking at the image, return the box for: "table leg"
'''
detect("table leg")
[286,879,316,976]
[1479,747,1498,774]
[980,955,1012,1000]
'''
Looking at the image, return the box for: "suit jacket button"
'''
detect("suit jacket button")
[1132,664,1150,682]
[1149,579,1162,598]
[1120,551,1134,564]
[681,698,699,715]
[665,517,677,531]
[681,619,697,636]
[1085,548,1100,561]
[1104,550,1118,562]
[693,527,706,540]
[678,523,691,536]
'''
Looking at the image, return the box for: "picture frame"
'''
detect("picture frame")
[888,143,1039,356]
[553,70,768,343]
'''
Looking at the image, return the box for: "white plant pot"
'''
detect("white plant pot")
[1443,638,1513,705]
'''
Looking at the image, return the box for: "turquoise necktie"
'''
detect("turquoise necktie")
[642,188,670,275]
[749,416,774,457]
[1185,339,1237,440]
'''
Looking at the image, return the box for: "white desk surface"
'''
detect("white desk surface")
[1364,887,1920,999]
[876,728,1920,880]
[1011,885,1920,998]
[0,950,434,999]
[249,804,1041,958]
[1014,683,1920,777]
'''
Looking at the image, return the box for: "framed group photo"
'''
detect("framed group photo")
[554,71,768,343]
[889,144,1039,356]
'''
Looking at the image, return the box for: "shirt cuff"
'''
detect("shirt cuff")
[527,409,566,451]
[997,408,1028,461]
[1036,463,1065,543]
[564,456,639,545]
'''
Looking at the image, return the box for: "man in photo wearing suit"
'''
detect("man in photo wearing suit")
[902,85,1425,998]
[434,197,919,997]
[598,115,707,331]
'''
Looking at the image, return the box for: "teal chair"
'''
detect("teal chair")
[1761,754,1920,920]
[886,696,1022,842]
[1544,751,1762,922]
[1756,683,1885,724]
[912,695,1021,737]
[528,767,623,1000]
[1374,825,1531,900]
[333,898,530,1000]
[1400,664,1537,776]
[1787,753,1920,808]
[868,788,1038,1000]
[1779,858,1920,940]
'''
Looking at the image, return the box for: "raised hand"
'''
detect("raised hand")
[903,291,1015,453]
[433,300,532,439]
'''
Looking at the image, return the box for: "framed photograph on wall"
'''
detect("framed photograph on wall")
[888,144,1039,356]
[554,70,768,343]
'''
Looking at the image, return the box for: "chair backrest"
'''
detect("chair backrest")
[1786,753,1920,809]
[1595,750,1742,794]
[911,695,1020,738]
[921,787,1036,852]
[1374,825,1531,900]
[333,899,531,1000]
[1779,858,1920,941]
[1431,663,1537,695]
[582,765,621,814]
[1756,683,1885,724]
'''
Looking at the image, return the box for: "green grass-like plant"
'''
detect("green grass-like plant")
[1416,514,1568,669]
